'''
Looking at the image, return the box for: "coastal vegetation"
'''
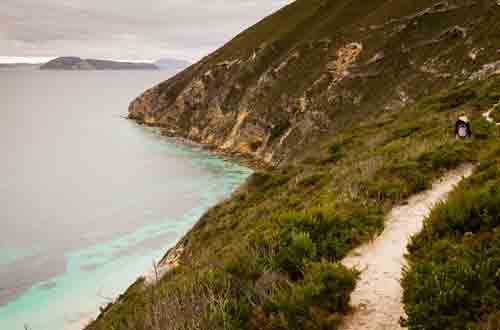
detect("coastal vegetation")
[86,0,500,329]
[87,73,500,330]
[402,142,500,330]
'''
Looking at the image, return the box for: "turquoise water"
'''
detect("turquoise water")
[0,71,251,330]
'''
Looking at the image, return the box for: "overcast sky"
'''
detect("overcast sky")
[0,0,291,63]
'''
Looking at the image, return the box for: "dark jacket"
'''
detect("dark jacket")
[455,116,471,138]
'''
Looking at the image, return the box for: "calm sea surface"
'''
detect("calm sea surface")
[0,71,251,330]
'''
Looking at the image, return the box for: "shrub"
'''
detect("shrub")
[393,124,422,139]
[273,231,317,277]
[402,151,500,330]
[263,261,358,330]
[471,118,496,140]
[326,143,344,162]
[299,174,326,187]
[253,207,383,278]
[417,142,475,171]
[225,254,263,282]
[365,179,405,201]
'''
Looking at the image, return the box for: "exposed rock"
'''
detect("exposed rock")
[366,51,385,65]
[469,60,500,81]
[327,42,363,87]
[437,25,468,40]
[127,0,500,167]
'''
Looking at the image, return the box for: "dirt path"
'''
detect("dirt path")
[482,102,500,126]
[339,164,474,330]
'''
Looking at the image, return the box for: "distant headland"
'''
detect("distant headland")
[39,57,158,70]
[0,56,191,72]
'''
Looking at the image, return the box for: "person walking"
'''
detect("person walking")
[455,112,471,139]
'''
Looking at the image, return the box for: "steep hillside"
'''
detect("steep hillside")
[129,0,500,165]
[87,1,500,329]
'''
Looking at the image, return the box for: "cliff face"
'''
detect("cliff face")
[129,0,500,166]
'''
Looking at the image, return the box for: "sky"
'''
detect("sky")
[0,0,291,63]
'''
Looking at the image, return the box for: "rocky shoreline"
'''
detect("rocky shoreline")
[130,118,271,171]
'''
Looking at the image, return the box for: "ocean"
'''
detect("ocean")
[0,70,251,330]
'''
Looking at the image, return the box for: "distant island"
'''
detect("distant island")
[1,56,191,73]
[40,57,158,70]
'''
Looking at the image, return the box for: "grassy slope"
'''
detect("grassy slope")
[86,0,500,329]
[137,0,500,166]
[86,74,500,330]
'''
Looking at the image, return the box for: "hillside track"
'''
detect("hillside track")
[340,164,475,330]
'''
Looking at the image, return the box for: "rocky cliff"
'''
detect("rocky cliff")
[129,0,500,166]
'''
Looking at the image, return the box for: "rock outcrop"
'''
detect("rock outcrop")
[129,0,500,166]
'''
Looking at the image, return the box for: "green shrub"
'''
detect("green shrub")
[299,174,326,187]
[253,207,383,278]
[402,151,500,330]
[417,142,475,171]
[263,261,358,330]
[393,124,422,139]
[365,179,405,201]
[273,231,317,277]
[471,118,496,140]
[225,254,263,282]
[326,143,344,162]
[377,161,430,199]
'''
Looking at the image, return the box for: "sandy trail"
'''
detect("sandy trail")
[482,102,500,126]
[339,164,474,330]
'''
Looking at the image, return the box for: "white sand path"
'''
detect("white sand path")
[482,102,500,126]
[339,163,474,330]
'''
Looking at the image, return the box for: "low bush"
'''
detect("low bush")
[417,141,476,171]
[471,119,496,140]
[392,124,422,139]
[326,143,344,163]
[274,231,317,277]
[299,174,326,187]
[252,207,383,278]
[263,261,358,330]
[402,152,500,330]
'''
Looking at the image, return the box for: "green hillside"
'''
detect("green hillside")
[86,1,500,329]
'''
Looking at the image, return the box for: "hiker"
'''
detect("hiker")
[455,112,471,139]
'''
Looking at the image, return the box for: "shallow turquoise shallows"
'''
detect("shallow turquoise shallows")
[0,70,252,330]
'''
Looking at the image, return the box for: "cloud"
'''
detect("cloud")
[0,0,291,62]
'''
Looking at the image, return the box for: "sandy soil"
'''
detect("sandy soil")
[483,103,500,126]
[339,164,474,330]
